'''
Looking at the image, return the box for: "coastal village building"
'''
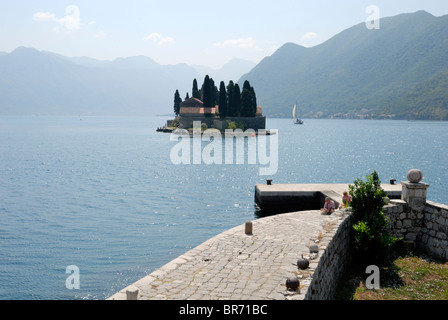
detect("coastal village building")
[177,97,266,131]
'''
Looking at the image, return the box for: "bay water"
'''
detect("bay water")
[1,116,447,300]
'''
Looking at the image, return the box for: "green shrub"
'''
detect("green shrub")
[348,171,399,263]
[225,121,237,130]
[225,120,247,130]
[171,117,179,128]
[225,120,247,131]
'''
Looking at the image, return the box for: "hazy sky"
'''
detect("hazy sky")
[1,0,447,69]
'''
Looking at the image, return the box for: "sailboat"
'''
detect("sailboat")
[292,103,304,124]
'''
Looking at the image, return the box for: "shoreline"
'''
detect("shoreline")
[156,127,277,135]
[107,183,357,300]
[107,178,448,300]
[108,209,345,300]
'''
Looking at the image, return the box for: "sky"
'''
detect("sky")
[1,0,448,69]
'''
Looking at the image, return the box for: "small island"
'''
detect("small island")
[157,76,266,133]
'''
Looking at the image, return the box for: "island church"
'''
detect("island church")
[177,97,265,131]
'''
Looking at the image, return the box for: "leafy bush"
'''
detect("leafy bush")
[348,171,398,262]
[225,121,247,130]
[171,117,179,128]
[225,121,237,130]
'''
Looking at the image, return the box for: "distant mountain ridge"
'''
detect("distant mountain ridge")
[1,10,447,119]
[0,47,253,116]
[194,59,257,83]
[239,10,448,120]
[0,47,204,115]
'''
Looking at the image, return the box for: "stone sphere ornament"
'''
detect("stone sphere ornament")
[407,169,423,183]
[285,277,300,291]
[309,244,319,253]
[297,254,309,270]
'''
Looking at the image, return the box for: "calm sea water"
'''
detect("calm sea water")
[1,116,447,300]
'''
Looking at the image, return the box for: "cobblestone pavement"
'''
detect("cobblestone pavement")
[108,210,339,300]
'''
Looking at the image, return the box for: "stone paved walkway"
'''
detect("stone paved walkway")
[108,210,344,300]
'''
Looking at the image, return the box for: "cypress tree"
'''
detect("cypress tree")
[173,89,182,116]
[250,86,257,116]
[192,79,199,99]
[241,80,251,116]
[202,75,211,109]
[227,81,235,116]
[232,83,241,117]
[242,80,251,91]
[241,80,257,117]
[214,85,219,107]
[241,87,252,117]
[209,77,216,108]
[218,81,227,118]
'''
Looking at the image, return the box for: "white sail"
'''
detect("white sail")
[293,103,304,124]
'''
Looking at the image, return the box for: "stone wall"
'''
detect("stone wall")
[384,201,448,261]
[305,196,448,300]
[419,201,448,259]
[213,116,266,131]
[178,115,214,129]
[382,175,448,261]
[384,200,422,242]
[178,116,266,131]
[304,169,447,300]
[304,210,353,300]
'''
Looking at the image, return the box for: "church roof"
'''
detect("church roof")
[180,97,203,108]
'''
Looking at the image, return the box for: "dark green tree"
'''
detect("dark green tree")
[241,80,253,117]
[214,84,219,108]
[243,80,258,117]
[232,83,241,117]
[192,79,199,99]
[218,81,227,118]
[209,77,216,108]
[242,80,251,91]
[227,81,235,116]
[241,87,252,117]
[173,89,182,116]
[185,92,189,100]
[250,86,257,116]
[202,75,212,109]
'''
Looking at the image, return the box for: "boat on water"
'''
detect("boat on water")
[292,104,304,124]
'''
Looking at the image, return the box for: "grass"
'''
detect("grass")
[334,249,448,300]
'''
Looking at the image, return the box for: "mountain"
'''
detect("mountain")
[381,70,448,120]
[239,11,448,120]
[67,55,160,70]
[0,47,201,116]
[194,58,256,84]
[3,11,447,119]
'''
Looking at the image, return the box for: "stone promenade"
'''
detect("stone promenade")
[108,209,348,300]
